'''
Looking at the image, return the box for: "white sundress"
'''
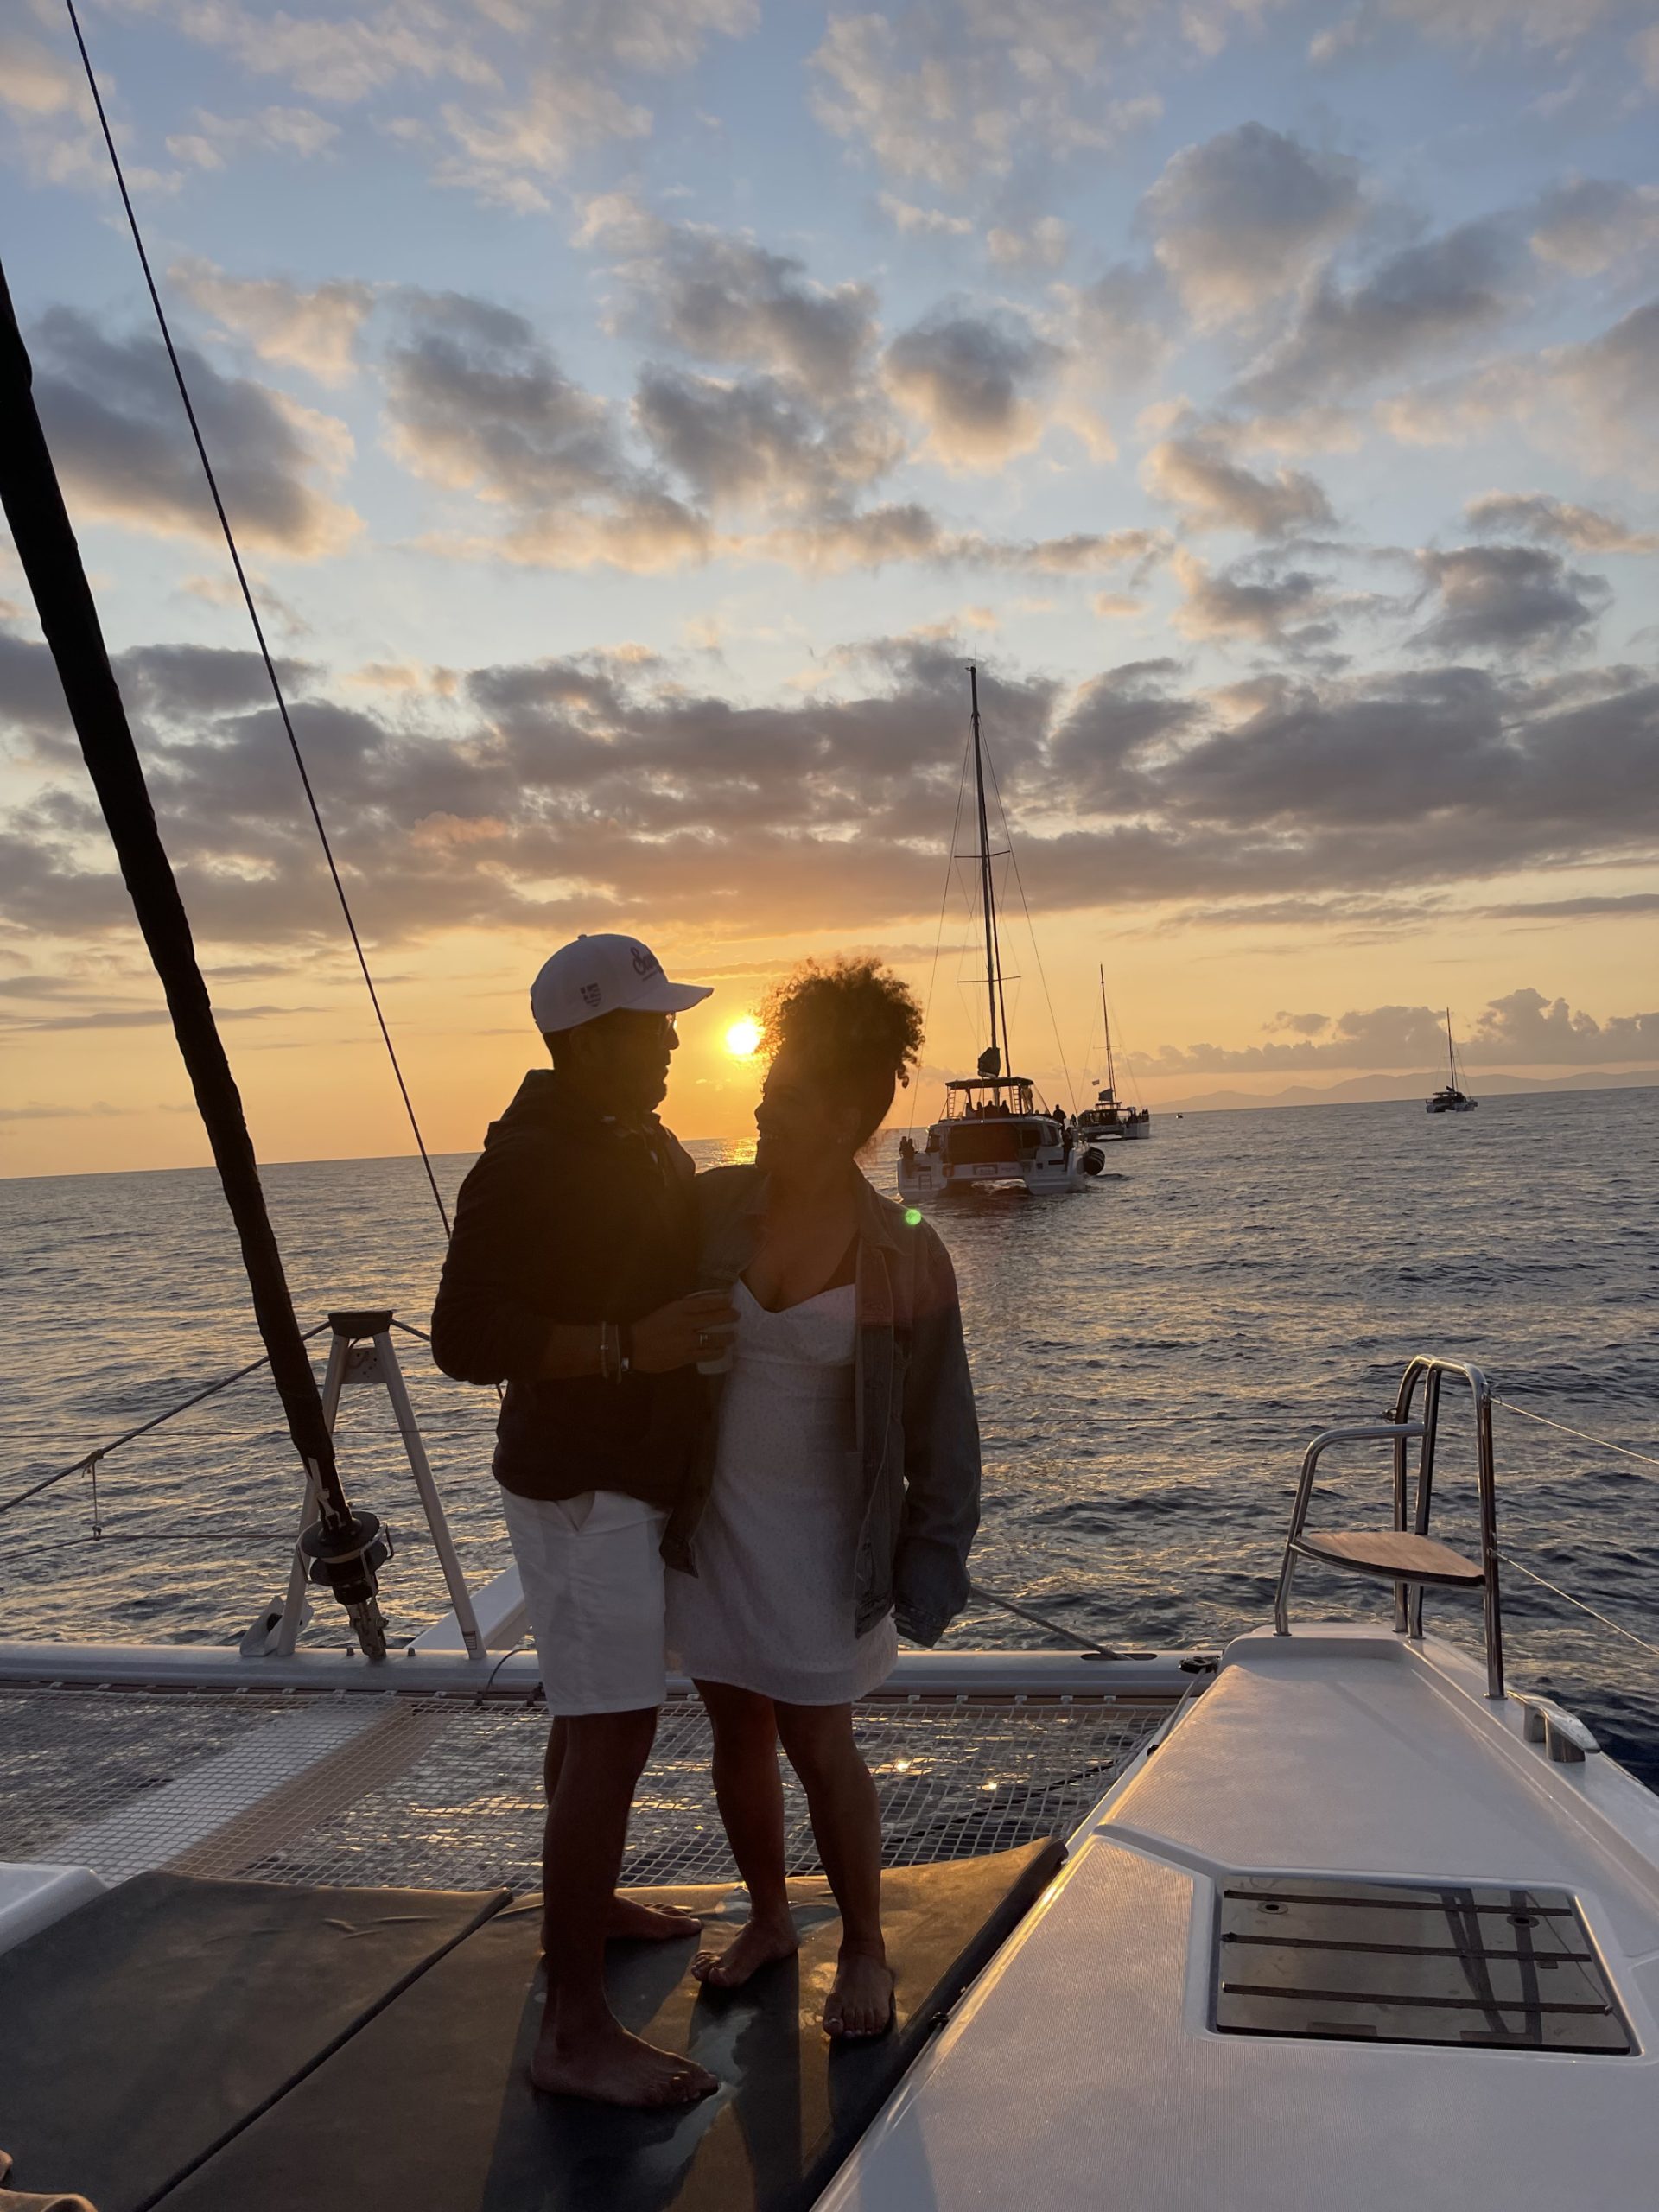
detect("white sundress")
[666,1277,899,1705]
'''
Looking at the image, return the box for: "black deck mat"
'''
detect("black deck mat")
[0,1872,508,2212]
[153,1839,1064,2212]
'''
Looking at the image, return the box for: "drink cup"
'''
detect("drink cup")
[696,1334,735,1377]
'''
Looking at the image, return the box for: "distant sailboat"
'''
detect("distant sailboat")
[1076,967,1151,1141]
[1426,1008,1478,1114]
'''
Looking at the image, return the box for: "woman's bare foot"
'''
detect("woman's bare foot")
[823,1946,893,2038]
[530,2018,718,2107]
[691,1908,799,1988]
[608,1896,702,1942]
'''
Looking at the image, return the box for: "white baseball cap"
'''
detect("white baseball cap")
[530,933,712,1034]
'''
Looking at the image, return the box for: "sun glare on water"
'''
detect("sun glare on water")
[725,1018,761,1058]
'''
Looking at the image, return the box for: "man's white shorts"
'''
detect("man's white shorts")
[500,1486,668,1716]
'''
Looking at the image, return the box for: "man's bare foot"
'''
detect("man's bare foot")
[530,2018,718,2107]
[691,1909,799,1989]
[608,1896,702,1942]
[823,1947,893,2039]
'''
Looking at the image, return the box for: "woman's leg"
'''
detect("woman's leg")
[773,1700,893,2037]
[693,1680,800,1986]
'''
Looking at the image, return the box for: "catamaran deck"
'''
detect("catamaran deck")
[821,1626,1659,2211]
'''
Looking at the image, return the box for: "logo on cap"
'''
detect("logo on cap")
[632,945,661,978]
[580,982,602,1008]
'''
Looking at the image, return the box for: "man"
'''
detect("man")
[432,933,735,2108]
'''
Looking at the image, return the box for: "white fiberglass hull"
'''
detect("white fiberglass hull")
[897,1148,1096,1198]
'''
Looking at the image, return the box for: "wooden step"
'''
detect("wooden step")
[1292,1529,1484,1585]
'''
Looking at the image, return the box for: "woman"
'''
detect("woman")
[663,958,980,2037]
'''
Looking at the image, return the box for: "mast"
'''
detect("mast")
[1446,1007,1456,1092]
[0,263,391,1656]
[967,663,1009,1080]
[1100,966,1116,1101]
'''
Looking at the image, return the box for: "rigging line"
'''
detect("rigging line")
[979,745,1077,1113]
[1496,1551,1659,1662]
[63,0,452,1241]
[0,1321,333,1517]
[1492,1398,1659,1473]
[912,722,974,1133]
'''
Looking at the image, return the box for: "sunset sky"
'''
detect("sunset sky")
[2,0,1656,1176]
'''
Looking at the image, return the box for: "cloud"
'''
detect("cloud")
[987,217,1071,272]
[1480,891,1659,919]
[1141,124,1363,328]
[1381,297,1659,486]
[1067,263,1176,392]
[602,219,880,402]
[1142,432,1334,536]
[1239,219,1525,407]
[1171,550,1333,644]
[877,194,973,238]
[3,619,1656,952]
[632,365,899,514]
[1415,543,1610,653]
[1471,986,1659,1062]
[1049,659,1202,809]
[101,0,757,210]
[381,289,709,571]
[1529,177,1659,276]
[809,3,1160,194]
[172,259,374,388]
[0,23,82,118]
[30,307,360,559]
[1465,492,1657,554]
[1149,988,1659,1071]
[882,307,1061,468]
[166,105,340,170]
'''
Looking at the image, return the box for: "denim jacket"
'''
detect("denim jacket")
[661,1165,981,1647]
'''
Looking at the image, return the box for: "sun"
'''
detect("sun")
[724,1017,762,1059]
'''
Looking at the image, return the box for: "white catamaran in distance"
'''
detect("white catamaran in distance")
[1427,1007,1479,1114]
[898,667,1097,1198]
[1076,966,1151,1141]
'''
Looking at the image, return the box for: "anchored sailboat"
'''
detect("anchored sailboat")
[1426,1007,1479,1114]
[1076,967,1151,1141]
[899,668,1092,1197]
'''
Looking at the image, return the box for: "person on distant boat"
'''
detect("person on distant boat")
[664,958,981,2038]
[431,933,735,2110]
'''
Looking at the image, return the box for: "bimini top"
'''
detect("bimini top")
[939,1077,1044,1118]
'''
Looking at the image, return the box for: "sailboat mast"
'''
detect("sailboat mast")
[968,664,1002,1076]
[1100,966,1116,1098]
[0,264,390,1656]
[1446,1007,1456,1090]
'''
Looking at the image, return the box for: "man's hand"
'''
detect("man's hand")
[632,1289,739,1374]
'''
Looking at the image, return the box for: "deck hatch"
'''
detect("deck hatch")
[1212,1877,1633,2054]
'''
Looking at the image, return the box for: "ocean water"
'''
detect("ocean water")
[3,1087,1656,1775]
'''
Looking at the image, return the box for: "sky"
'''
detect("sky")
[1,0,1656,1176]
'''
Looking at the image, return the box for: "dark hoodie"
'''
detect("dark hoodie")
[431,1070,702,1509]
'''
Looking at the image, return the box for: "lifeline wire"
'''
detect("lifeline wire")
[1493,1398,1659,1474]
[0,1323,332,1518]
[63,0,453,1241]
[1497,1551,1659,1662]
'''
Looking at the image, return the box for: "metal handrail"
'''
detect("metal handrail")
[1273,1357,1505,1700]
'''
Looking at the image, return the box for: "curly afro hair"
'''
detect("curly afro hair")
[759,957,925,1149]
